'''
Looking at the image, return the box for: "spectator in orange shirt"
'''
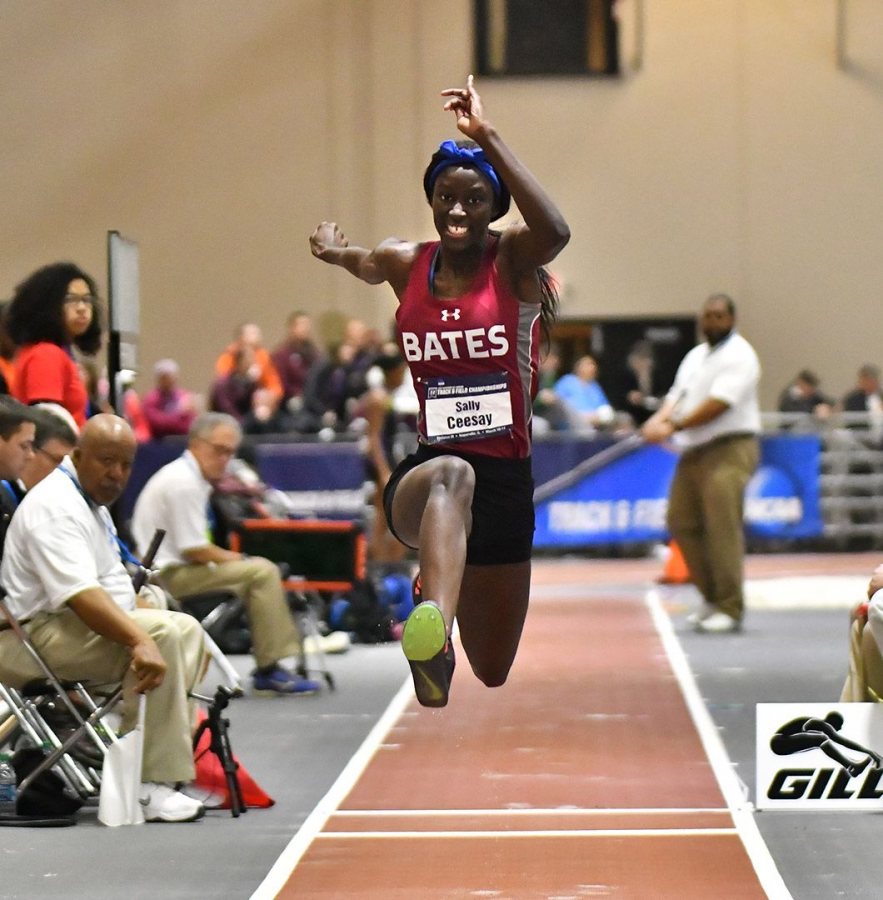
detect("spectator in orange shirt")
[7,262,103,428]
[214,323,283,414]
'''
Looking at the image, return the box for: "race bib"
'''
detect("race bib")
[423,372,513,444]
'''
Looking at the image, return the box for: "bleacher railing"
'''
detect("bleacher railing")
[761,411,883,548]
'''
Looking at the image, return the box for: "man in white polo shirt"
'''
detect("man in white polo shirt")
[642,293,761,633]
[131,412,318,695]
[0,415,206,822]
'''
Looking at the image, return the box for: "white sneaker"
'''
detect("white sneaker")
[695,611,741,634]
[140,782,205,823]
[178,783,226,810]
[303,631,351,655]
[685,604,716,627]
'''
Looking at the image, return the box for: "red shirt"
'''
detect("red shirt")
[13,342,89,426]
[396,239,540,459]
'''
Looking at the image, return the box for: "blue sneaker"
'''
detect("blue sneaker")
[252,666,321,696]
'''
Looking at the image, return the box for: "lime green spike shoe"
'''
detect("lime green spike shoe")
[401,600,455,708]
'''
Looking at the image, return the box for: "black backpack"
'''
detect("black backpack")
[336,579,396,644]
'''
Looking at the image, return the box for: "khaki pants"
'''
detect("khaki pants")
[667,434,760,621]
[0,608,204,784]
[159,556,302,669]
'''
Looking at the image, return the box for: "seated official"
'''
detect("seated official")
[0,404,76,556]
[841,563,883,702]
[131,411,319,696]
[0,415,206,823]
[13,405,78,497]
[0,397,37,546]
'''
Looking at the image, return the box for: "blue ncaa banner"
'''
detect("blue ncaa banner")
[533,434,822,547]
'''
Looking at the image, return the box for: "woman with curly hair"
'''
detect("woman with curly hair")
[7,262,103,428]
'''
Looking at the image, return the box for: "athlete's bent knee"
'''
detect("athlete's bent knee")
[472,662,513,689]
[429,456,475,505]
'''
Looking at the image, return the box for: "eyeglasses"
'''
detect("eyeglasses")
[36,446,67,467]
[63,294,96,307]
[198,438,238,458]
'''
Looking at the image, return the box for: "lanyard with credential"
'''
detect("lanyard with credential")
[0,480,20,510]
[58,465,142,568]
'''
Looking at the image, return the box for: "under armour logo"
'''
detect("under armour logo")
[441,309,461,322]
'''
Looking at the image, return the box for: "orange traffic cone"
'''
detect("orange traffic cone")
[658,540,691,584]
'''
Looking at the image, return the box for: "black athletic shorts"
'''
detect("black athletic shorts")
[382,443,535,566]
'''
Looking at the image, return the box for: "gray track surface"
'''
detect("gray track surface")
[2,567,877,900]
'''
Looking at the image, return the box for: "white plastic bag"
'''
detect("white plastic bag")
[98,694,146,827]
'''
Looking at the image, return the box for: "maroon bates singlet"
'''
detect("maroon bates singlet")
[396,238,540,459]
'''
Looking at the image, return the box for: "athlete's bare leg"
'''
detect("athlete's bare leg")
[389,456,475,631]
[457,561,531,686]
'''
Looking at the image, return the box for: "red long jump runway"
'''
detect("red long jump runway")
[253,560,788,899]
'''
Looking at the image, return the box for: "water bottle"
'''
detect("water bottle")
[0,752,17,816]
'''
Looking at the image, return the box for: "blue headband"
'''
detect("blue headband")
[427,140,502,202]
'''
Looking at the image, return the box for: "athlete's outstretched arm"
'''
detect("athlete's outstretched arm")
[310,222,416,294]
[441,75,570,270]
[310,222,384,284]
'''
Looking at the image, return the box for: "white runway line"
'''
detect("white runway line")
[645,587,793,900]
[317,828,739,840]
[332,806,732,817]
[253,583,795,898]
[249,677,415,900]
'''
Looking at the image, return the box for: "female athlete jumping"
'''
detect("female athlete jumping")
[310,75,569,706]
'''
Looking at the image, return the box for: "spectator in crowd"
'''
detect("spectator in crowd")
[841,364,882,418]
[641,293,761,634]
[0,397,36,548]
[621,339,665,426]
[0,414,207,822]
[116,369,151,443]
[271,311,322,409]
[79,356,113,418]
[210,344,292,434]
[298,341,357,434]
[553,354,615,433]
[777,369,833,423]
[840,363,883,446]
[6,262,103,428]
[142,358,197,440]
[340,317,381,409]
[532,346,569,434]
[214,323,283,415]
[841,364,883,414]
[0,302,16,395]
[131,412,320,695]
[14,405,77,498]
[210,344,256,422]
[362,351,413,564]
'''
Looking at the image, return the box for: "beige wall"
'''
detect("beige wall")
[1,0,881,407]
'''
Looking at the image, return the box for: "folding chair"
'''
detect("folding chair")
[0,595,123,804]
[0,528,168,806]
